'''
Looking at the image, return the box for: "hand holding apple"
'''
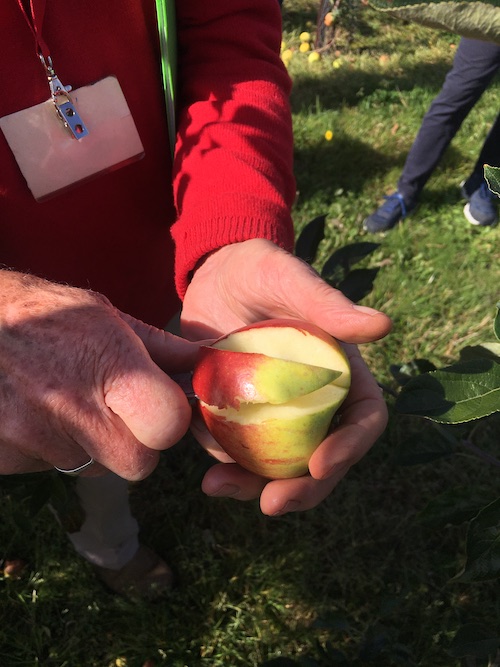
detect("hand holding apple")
[182,239,391,514]
[192,319,351,479]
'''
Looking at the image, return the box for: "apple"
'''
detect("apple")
[192,319,351,479]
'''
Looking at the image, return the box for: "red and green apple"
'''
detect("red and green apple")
[192,319,351,479]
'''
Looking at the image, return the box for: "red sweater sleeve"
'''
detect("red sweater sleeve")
[171,0,296,298]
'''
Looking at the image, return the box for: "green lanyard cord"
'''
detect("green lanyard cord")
[155,0,177,158]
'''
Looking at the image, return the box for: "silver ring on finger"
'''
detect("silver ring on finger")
[54,456,95,476]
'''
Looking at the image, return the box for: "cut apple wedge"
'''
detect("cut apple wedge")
[212,319,351,389]
[193,346,341,409]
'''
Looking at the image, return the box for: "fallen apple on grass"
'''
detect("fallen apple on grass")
[192,319,351,479]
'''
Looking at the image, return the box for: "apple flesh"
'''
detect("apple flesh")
[192,319,351,479]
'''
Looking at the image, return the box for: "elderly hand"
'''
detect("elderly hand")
[0,271,199,479]
[181,239,392,515]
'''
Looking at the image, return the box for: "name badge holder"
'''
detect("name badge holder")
[0,0,145,201]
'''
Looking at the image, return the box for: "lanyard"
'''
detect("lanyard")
[17,0,89,139]
[16,1,176,146]
[17,0,51,60]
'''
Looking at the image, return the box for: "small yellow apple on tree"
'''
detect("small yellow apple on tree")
[192,319,351,479]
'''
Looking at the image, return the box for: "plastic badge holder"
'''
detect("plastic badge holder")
[0,76,144,201]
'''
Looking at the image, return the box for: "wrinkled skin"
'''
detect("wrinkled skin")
[0,270,198,480]
[181,239,392,516]
[0,238,391,517]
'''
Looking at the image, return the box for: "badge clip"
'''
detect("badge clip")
[40,54,89,140]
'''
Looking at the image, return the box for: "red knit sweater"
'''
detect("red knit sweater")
[0,0,295,327]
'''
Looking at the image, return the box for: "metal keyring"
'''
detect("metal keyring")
[54,457,95,476]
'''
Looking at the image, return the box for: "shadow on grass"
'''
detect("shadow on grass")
[294,136,399,200]
[293,133,474,207]
[290,58,452,115]
[2,424,499,666]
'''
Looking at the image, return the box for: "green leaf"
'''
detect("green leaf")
[395,359,500,423]
[370,1,500,45]
[449,623,500,659]
[455,497,500,581]
[294,215,326,264]
[390,359,437,386]
[393,432,455,465]
[419,486,496,526]
[485,165,500,197]
[321,242,380,285]
[459,342,500,363]
[320,243,380,301]
[337,267,379,303]
[495,301,500,341]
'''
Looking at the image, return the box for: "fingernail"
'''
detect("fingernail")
[272,500,301,516]
[208,484,241,498]
[352,305,380,316]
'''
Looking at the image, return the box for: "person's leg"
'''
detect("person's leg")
[67,473,139,569]
[398,38,500,205]
[364,39,500,232]
[462,111,500,195]
[461,111,500,226]
[52,471,173,597]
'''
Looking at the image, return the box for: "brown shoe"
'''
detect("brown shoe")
[94,545,174,599]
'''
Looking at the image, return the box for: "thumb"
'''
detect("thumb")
[120,311,201,373]
[104,314,195,450]
[104,360,192,451]
[259,243,392,343]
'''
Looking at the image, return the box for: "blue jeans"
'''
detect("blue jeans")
[397,38,500,205]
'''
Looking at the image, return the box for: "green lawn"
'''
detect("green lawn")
[1,4,499,666]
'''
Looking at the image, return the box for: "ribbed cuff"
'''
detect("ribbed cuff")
[171,196,295,299]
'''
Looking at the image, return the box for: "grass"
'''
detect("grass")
[1,4,500,667]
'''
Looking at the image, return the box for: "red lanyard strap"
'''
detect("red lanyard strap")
[16,0,89,140]
[17,0,51,60]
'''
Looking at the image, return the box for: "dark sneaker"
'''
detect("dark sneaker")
[463,181,498,227]
[363,192,414,233]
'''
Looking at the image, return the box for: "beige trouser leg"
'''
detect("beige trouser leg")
[66,473,139,569]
